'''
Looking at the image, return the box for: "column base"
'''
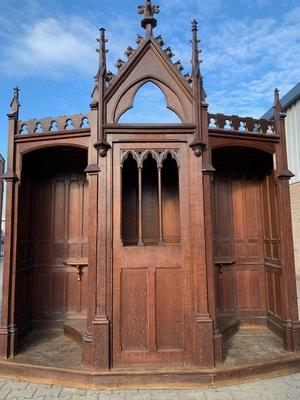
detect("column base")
[194,315,214,367]
[82,317,110,370]
[282,320,300,352]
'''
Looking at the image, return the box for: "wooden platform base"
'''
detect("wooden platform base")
[0,355,300,390]
[0,326,299,389]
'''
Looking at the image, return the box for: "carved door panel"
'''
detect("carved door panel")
[113,143,193,366]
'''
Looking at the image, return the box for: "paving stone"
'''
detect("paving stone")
[177,389,206,400]
[203,390,235,400]
[2,380,29,390]
[6,386,36,399]
[34,384,62,397]
[0,388,11,399]
[151,390,179,400]
[97,392,125,400]
[60,387,87,397]
[124,390,151,400]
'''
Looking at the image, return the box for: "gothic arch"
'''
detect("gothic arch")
[113,77,187,123]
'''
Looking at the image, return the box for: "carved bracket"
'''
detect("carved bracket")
[189,138,206,157]
[94,139,111,157]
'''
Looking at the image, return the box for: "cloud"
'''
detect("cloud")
[0,1,299,118]
[0,16,96,78]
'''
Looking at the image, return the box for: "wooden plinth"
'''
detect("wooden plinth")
[0,356,300,390]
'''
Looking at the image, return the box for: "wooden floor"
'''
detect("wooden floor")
[12,325,291,370]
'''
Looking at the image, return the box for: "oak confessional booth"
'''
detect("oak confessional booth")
[1,1,300,375]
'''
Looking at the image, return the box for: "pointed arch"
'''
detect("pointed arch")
[118,81,181,123]
[112,77,187,123]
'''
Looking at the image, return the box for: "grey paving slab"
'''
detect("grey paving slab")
[0,373,300,399]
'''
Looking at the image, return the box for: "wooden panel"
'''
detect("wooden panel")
[66,272,79,312]
[120,268,149,351]
[232,177,262,263]
[249,270,263,309]
[266,270,275,314]
[221,270,235,312]
[214,164,266,318]
[213,177,234,262]
[51,272,67,311]
[274,273,282,317]
[156,268,183,350]
[236,270,248,310]
[34,272,51,313]
[262,174,280,264]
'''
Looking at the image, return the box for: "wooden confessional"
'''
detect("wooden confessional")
[1,0,300,376]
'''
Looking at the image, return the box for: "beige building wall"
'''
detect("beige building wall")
[290,182,300,276]
[286,99,300,276]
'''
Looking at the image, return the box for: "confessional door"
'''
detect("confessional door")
[112,142,193,366]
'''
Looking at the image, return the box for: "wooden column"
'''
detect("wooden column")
[273,89,300,351]
[189,21,215,367]
[201,103,223,364]
[82,28,111,370]
[0,89,20,358]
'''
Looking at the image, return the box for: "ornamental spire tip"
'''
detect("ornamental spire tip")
[138,0,160,36]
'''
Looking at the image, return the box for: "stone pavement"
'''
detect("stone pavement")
[0,373,300,400]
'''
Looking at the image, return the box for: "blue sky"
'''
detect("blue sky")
[0,0,299,159]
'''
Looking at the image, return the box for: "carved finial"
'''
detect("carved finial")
[155,34,164,46]
[10,86,20,113]
[164,47,174,59]
[191,20,201,77]
[273,88,281,111]
[115,58,126,70]
[106,71,115,83]
[184,73,192,84]
[136,34,145,45]
[96,28,108,76]
[138,0,160,37]
[124,46,136,58]
[174,60,184,73]
[191,20,206,101]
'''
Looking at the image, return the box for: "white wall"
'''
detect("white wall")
[286,99,300,183]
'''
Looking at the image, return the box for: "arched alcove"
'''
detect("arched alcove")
[212,147,276,325]
[118,82,181,123]
[15,146,89,342]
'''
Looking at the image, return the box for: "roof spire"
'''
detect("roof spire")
[138,0,160,37]
[273,88,282,112]
[96,28,108,76]
[10,86,20,113]
[191,20,201,77]
[191,20,206,102]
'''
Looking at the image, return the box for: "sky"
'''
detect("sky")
[0,0,299,159]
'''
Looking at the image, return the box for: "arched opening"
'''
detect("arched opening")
[15,146,88,347]
[118,82,181,123]
[162,153,180,243]
[142,153,159,244]
[212,147,280,339]
[121,153,138,245]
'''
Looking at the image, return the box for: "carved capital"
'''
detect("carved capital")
[190,138,206,157]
